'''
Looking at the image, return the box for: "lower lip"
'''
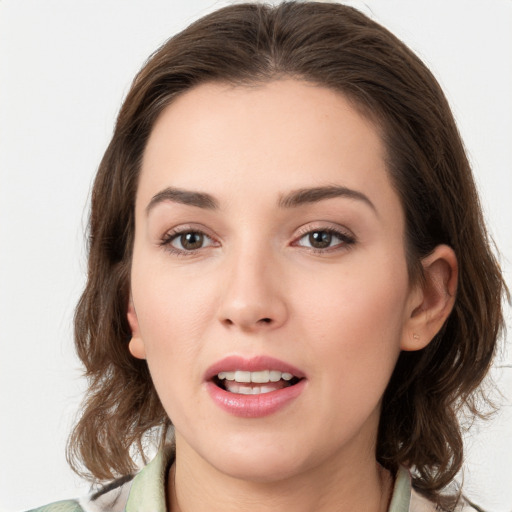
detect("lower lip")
[206,379,306,418]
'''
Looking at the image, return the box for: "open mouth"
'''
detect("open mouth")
[213,370,302,395]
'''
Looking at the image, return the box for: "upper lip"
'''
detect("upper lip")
[204,355,306,381]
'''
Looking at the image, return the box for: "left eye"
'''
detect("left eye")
[167,231,215,251]
[296,229,352,250]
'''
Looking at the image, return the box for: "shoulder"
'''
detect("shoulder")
[25,474,134,512]
[23,446,174,512]
[411,487,485,512]
[26,501,83,512]
[394,466,483,512]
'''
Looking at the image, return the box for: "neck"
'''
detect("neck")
[167,439,393,512]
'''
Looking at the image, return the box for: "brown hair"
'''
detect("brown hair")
[68,1,507,501]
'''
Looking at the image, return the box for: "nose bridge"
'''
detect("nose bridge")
[218,238,287,331]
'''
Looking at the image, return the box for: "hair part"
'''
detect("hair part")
[68,1,507,502]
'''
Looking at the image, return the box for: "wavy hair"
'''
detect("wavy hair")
[67,1,507,502]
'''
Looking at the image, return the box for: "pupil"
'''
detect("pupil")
[181,232,203,250]
[309,231,331,248]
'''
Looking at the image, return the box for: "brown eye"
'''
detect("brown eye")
[179,232,204,250]
[295,228,355,252]
[308,231,332,249]
[165,230,216,252]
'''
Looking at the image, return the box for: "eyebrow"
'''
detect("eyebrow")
[146,186,219,214]
[146,184,376,215]
[278,185,377,213]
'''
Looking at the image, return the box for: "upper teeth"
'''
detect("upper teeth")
[217,370,294,383]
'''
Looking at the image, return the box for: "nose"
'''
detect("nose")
[217,249,288,332]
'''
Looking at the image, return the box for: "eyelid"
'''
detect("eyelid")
[293,221,355,239]
[159,224,221,255]
[291,223,356,251]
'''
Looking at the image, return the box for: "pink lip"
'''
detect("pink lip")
[206,380,306,418]
[205,355,307,418]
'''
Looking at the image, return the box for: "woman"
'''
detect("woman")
[26,2,507,511]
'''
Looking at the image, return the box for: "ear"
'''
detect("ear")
[401,244,458,351]
[127,297,146,359]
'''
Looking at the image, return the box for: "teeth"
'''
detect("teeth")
[251,370,269,383]
[217,370,296,383]
[232,384,276,395]
[217,371,235,381]
[269,370,281,382]
[235,370,251,383]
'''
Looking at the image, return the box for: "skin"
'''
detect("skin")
[127,80,457,511]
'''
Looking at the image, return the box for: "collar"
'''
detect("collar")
[124,447,414,512]
[125,446,173,512]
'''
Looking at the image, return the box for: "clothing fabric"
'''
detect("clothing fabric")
[27,447,479,512]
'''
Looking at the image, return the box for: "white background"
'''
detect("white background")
[0,1,511,510]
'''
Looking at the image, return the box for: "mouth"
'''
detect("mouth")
[205,356,306,417]
[213,370,302,395]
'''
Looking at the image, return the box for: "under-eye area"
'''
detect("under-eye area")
[212,370,303,395]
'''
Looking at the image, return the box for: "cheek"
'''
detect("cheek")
[130,261,217,368]
[295,256,408,380]
[130,268,218,423]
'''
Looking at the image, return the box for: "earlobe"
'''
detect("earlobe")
[401,244,458,351]
[127,297,147,360]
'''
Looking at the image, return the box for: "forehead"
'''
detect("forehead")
[138,79,399,218]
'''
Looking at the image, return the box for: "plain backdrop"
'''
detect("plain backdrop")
[0,1,511,511]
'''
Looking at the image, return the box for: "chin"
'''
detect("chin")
[198,433,314,484]
[214,453,306,484]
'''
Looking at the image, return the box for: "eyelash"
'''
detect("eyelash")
[159,226,356,256]
[159,227,219,256]
[292,227,356,254]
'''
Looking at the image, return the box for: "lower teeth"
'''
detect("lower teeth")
[216,378,298,395]
[236,385,276,395]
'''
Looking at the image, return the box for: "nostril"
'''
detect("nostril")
[259,318,272,324]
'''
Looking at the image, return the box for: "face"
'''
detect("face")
[128,80,421,482]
